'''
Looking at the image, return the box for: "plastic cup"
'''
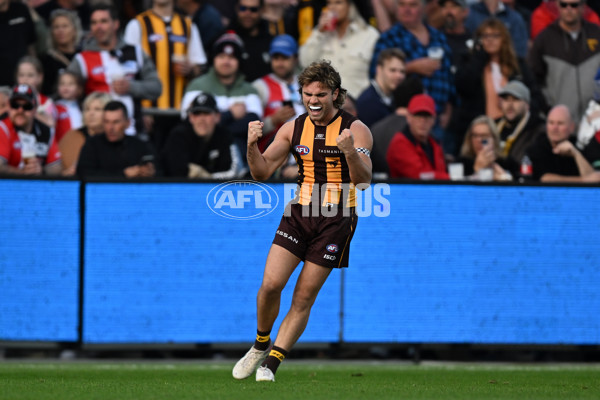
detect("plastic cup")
[427,46,444,60]
[448,163,464,181]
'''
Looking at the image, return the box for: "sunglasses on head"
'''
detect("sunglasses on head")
[10,100,34,111]
[238,5,260,12]
[559,1,581,8]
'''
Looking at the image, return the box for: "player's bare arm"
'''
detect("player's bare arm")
[336,120,373,186]
[247,120,293,181]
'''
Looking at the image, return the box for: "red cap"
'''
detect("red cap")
[407,94,436,116]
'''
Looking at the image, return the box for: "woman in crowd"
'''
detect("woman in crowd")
[451,18,539,153]
[59,91,112,176]
[456,115,514,181]
[39,9,83,97]
[298,0,379,99]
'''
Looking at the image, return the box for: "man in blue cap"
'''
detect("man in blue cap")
[251,34,304,154]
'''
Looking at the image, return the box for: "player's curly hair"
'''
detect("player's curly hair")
[297,60,347,109]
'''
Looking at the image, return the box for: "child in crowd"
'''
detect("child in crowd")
[55,71,83,136]
[16,56,75,142]
[15,56,57,129]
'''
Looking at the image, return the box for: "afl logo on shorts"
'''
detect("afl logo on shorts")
[295,145,310,155]
[326,244,338,253]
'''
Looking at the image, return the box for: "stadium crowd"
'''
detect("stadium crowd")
[2,0,600,183]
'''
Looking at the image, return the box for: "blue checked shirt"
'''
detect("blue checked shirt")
[369,23,456,114]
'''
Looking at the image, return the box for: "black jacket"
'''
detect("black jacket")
[77,134,155,178]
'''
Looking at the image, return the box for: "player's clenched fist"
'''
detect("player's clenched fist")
[248,120,264,146]
[336,128,355,155]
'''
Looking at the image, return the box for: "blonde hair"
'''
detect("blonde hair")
[49,9,83,50]
[82,91,112,111]
[460,115,501,158]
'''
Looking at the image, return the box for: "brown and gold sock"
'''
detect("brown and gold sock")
[254,330,271,351]
[261,346,288,374]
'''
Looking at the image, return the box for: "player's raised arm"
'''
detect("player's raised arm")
[336,120,373,186]
[247,120,293,181]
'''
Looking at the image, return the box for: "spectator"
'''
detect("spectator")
[577,69,600,150]
[438,0,471,72]
[15,56,62,132]
[35,0,91,31]
[59,91,111,176]
[529,0,600,124]
[464,0,529,58]
[525,105,599,182]
[370,76,423,176]
[0,86,11,119]
[356,48,406,128]
[227,0,275,82]
[530,0,600,39]
[176,0,225,55]
[68,4,162,136]
[124,0,207,151]
[452,19,538,153]
[370,0,455,146]
[386,93,449,179]
[456,115,512,180]
[299,0,380,99]
[55,70,84,141]
[39,9,83,97]
[495,80,545,175]
[162,92,242,178]
[0,84,62,176]
[77,100,156,178]
[184,32,263,163]
[252,34,304,152]
[0,0,37,87]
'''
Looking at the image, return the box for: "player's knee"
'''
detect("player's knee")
[259,279,285,297]
[290,290,317,312]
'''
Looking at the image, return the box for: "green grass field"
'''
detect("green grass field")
[1,361,598,400]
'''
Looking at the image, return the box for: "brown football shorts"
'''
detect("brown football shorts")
[272,203,358,268]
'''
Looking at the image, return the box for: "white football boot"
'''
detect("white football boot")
[232,345,270,380]
[255,366,275,382]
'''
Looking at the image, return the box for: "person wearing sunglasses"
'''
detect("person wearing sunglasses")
[0,84,62,176]
[530,0,600,39]
[529,0,600,124]
[226,0,275,82]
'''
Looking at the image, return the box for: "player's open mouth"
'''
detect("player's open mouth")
[309,106,322,111]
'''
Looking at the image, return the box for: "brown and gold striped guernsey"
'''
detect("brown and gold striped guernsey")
[136,10,191,110]
[291,109,358,207]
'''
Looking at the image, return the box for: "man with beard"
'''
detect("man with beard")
[495,80,545,176]
[529,0,600,123]
[252,34,304,152]
[438,0,471,73]
[183,32,263,166]
[227,0,275,82]
[0,85,61,175]
[68,4,162,135]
